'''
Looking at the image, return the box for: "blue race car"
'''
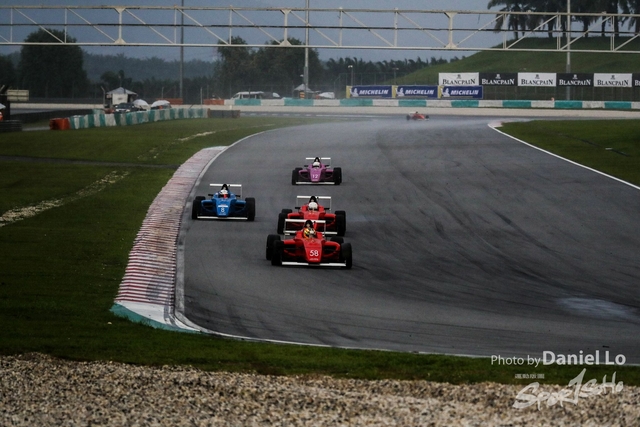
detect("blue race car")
[191,183,255,221]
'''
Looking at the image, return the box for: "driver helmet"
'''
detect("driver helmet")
[220,189,229,198]
[312,160,321,168]
[308,201,318,211]
[303,227,313,238]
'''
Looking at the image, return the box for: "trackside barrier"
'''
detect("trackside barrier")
[49,117,70,130]
[221,98,640,110]
[68,107,208,130]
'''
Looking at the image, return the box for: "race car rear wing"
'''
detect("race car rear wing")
[209,183,242,198]
[294,195,331,211]
[304,157,331,167]
[283,218,335,236]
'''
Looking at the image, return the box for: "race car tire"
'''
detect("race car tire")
[291,168,302,185]
[406,115,411,121]
[245,197,256,221]
[266,234,281,260]
[277,213,287,234]
[191,196,205,220]
[271,240,284,266]
[335,212,346,236]
[333,167,342,185]
[330,237,344,244]
[340,242,353,269]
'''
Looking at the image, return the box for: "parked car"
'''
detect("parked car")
[114,102,140,113]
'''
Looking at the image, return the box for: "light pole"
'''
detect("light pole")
[303,0,309,98]
[566,0,571,100]
[392,67,399,85]
[348,65,354,87]
[180,0,184,100]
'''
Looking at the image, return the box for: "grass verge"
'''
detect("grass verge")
[1,116,639,386]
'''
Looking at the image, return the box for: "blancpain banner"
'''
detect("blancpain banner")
[594,73,632,88]
[439,73,479,86]
[518,73,557,87]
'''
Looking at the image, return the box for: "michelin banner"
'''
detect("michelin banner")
[439,86,483,99]
[348,85,393,98]
[396,85,438,98]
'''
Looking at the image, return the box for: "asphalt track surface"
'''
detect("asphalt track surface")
[181,115,640,363]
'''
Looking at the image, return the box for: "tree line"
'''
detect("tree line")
[0,29,455,103]
[488,0,640,38]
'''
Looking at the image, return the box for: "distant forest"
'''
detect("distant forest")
[2,46,457,103]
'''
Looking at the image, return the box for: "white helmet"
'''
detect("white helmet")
[312,161,320,168]
[220,189,228,197]
[308,201,318,211]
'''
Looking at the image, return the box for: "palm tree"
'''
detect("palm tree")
[627,0,640,32]
[487,0,529,39]
[526,0,563,38]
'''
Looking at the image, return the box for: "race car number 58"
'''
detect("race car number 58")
[309,250,319,257]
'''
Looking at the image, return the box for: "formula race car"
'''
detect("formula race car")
[406,111,429,121]
[292,157,342,185]
[266,220,352,268]
[277,195,346,236]
[191,183,255,221]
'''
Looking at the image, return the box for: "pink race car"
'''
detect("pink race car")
[292,157,342,185]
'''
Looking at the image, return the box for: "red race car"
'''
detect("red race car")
[406,111,429,121]
[277,195,346,236]
[266,220,352,268]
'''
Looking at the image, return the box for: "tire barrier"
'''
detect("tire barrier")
[0,120,23,133]
[222,98,640,110]
[68,107,209,130]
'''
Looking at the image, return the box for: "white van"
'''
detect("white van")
[231,91,281,100]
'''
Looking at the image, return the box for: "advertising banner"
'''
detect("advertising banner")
[439,73,479,86]
[518,73,557,87]
[634,73,640,87]
[348,85,393,98]
[439,86,483,99]
[557,73,594,87]
[594,73,632,88]
[395,85,438,98]
[479,73,517,86]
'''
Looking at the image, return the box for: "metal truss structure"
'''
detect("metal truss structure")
[1,5,640,54]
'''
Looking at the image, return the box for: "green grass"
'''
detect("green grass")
[1,116,639,386]
[399,37,640,85]
[499,119,640,186]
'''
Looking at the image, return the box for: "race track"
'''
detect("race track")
[180,115,640,363]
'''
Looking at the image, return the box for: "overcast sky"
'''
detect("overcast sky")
[1,1,500,62]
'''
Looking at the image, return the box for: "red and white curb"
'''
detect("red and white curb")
[111,146,226,331]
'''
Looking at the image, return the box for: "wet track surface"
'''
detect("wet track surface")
[180,115,640,362]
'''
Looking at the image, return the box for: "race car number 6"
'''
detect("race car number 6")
[309,250,319,257]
